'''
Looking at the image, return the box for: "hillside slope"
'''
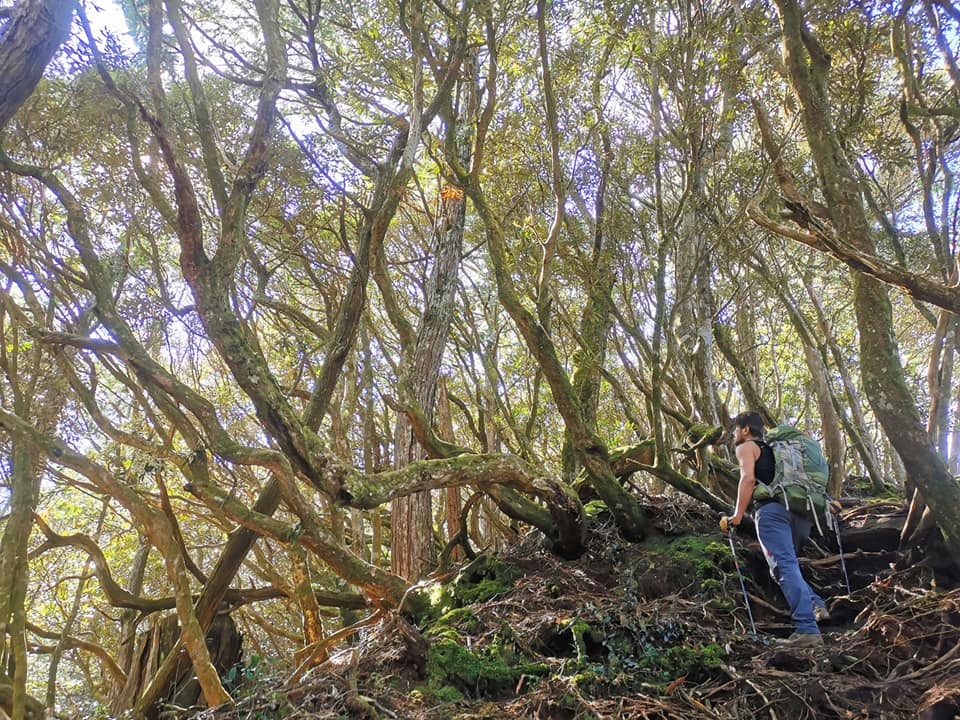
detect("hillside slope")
[197,497,960,720]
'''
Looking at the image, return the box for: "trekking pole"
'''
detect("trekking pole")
[726,530,758,637]
[829,500,852,594]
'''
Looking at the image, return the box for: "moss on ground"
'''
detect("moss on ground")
[424,636,548,699]
[427,607,482,636]
[665,536,732,578]
[412,555,522,624]
[413,538,730,707]
[450,556,521,605]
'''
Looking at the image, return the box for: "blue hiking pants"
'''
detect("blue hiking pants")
[755,501,825,635]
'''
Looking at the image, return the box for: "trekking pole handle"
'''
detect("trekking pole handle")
[719,515,742,533]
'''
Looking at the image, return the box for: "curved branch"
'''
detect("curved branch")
[746,194,960,314]
[385,394,474,459]
[30,517,367,613]
[26,621,127,684]
[750,97,960,314]
[30,515,171,613]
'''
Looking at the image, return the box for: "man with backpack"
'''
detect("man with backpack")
[720,411,829,647]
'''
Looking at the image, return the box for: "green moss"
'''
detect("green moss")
[685,423,723,446]
[406,557,520,624]
[583,499,609,518]
[425,624,462,643]
[568,667,602,688]
[853,475,901,500]
[557,618,603,666]
[699,642,727,668]
[403,587,440,622]
[431,685,464,702]
[699,578,722,595]
[449,555,521,606]
[633,642,728,683]
[456,577,514,605]
[666,536,732,578]
[426,637,546,695]
[427,607,481,637]
[427,638,505,689]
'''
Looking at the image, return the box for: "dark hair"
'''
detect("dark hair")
[732,411,764,439]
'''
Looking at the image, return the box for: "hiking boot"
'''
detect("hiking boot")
[780,632,824,648]
[814,605,831,622]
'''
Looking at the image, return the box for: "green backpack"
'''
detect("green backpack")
[753,425,831,535]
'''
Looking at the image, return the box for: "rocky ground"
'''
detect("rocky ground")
[195,495,960,720]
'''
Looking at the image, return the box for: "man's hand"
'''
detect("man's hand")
[719,515,740,533]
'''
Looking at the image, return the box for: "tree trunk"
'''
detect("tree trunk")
[437,378,465,564]
[0,0,75,129]
[109,540,150,713]
[926,311,957,457]
[0,322,70,719]
[291,548,324,666]
[0,443,37,720]
[391,42,475,580]
[361,326,384,565]
[391,175,467,581]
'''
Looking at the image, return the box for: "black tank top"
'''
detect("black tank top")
[754,439,775,486]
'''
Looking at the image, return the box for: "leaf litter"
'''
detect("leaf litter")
[195,495,960,720]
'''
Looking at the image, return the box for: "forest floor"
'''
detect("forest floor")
[197,493,960,720]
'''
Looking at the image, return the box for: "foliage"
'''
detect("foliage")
[0,0,958,714]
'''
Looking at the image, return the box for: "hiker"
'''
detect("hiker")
[720,411,828,646]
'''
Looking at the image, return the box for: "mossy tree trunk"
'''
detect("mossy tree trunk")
[0,276,73,718]
[438,379,465,564]
[389,36,476,581]
[0,443,38,720]
[390,180,464,579]
[109,540,149,713]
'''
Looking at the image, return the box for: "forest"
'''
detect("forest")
[1,0,960,717]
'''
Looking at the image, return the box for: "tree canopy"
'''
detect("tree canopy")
[0,0,959,715]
